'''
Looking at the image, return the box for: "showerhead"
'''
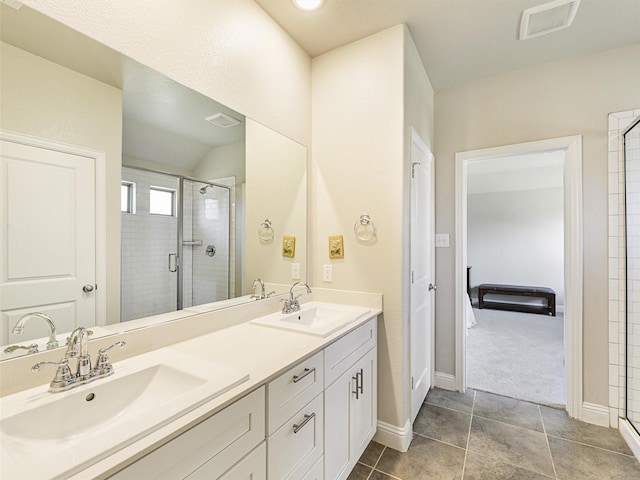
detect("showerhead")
[199,185,209,195]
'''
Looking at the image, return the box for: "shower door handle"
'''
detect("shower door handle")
[168,253,178,273]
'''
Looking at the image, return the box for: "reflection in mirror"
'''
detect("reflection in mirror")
[624,116,640,435]
[0,4,307,360]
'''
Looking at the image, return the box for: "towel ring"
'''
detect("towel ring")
[354,214,377,241]
[258,219,274,242]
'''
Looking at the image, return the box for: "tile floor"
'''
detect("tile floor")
[349,388,640,480]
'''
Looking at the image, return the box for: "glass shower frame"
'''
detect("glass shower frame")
[120,166,232,320]
[624,115,640,436]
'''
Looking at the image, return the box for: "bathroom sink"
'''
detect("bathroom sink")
[251,301,371,337]
[0,348,249,479]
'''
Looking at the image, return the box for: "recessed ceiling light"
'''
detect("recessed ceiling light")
[519,0,581,40]
[292,0,325,12]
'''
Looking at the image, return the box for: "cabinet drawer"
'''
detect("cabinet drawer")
[302,456,323,480]
[109,387,265,480]
[212,442,266,480]
[267,351,323,435]
[324,318,376,387]
[268,393,324,480]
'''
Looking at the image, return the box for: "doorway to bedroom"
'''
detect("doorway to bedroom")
[465,150,566,408]
[456,136,583,414]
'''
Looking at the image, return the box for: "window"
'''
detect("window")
[121,181,135,213]
[150,186,176,216]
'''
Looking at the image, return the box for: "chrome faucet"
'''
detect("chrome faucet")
[65,327,92,379]
[282,282,312,314]
[32,326,126,393]
[251,278,266,299]
[12,312,58,350]
[251,277,275,300]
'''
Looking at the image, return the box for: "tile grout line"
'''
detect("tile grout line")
[460,389,476,479]
[545,433,638,458]
[539,404,559,480]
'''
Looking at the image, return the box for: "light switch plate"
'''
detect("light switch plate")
[323,264,333,282]
[291,263,301,280]
[435,233,450,248]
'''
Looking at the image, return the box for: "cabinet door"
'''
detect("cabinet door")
[324,368,352,480]
[214,442,266,480]
[351,348,377,456]
[324,348,377,480]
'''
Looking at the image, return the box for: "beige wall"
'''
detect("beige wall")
[312,25,434,429]
[22,0,311,147]
[0,41,123,323]
[434,41,640,406]
[194,142,246,184]
[245,119,307,288]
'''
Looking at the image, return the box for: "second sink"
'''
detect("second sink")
[251,301,372,337]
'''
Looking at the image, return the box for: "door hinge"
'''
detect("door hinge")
[411,162,420,179]
[411,271,414,284]
[411,376,415,390]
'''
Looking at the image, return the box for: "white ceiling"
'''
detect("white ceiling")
[0,4,245,171]
[255,0,640,89]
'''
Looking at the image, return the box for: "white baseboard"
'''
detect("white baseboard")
[373,419,413,452]
[433,371,456,391]
[582,402,610,427]
[620,418,640,462]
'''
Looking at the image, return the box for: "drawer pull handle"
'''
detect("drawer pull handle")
[293,413,315,433]
[352,374,360,399]
[292,367,315,383]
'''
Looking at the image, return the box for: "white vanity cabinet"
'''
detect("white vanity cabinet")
[109,387,265,480]
[266,351,325,480]
[324,319,378,480]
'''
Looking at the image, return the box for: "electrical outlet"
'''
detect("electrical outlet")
[291,263,301,280]
[323,264,333,282]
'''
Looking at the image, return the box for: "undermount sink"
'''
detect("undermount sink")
[0,348,249,480]
[251,301,372,337]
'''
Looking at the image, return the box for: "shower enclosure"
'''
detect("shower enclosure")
[624,116,640,436]
[121,167,232,321]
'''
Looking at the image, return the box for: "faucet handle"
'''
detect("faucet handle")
[32,359,75,392]
[93,341,126,377]
[4,343,39,354]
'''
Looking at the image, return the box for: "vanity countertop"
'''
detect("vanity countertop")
[2,296,382,480]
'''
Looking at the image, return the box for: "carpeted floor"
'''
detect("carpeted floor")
[466,307,565,407]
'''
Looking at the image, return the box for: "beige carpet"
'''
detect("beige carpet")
[466,307,565,407]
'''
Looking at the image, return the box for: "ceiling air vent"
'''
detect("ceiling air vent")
[519,0,581,40]
[205,113,241,128]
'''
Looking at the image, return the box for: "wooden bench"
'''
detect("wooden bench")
[477,284,556,316]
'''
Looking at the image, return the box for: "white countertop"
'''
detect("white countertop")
[64,302,382,479]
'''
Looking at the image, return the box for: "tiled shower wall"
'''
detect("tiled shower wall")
[608,108,640,428]
[182,178,234,307]
[121,168,178,321]
[121,168,235,321]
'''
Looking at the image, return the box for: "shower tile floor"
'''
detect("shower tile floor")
[349,388,640,480]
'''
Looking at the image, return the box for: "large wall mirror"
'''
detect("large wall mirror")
[0,4,307,360]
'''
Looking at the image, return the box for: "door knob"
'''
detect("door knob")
[428,283,437,291]
[82,284,95,293]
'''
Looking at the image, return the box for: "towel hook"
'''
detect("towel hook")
[258,219,274,243]
[354,214,377,241]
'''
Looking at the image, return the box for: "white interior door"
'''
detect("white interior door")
[0,138,96,346]
[410,130,435,422]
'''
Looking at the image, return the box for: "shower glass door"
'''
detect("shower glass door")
[121,167,232,321]
[624,116,640,435]
[180,179,231,310]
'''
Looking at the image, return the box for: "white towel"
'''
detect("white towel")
[466,293,476,329]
